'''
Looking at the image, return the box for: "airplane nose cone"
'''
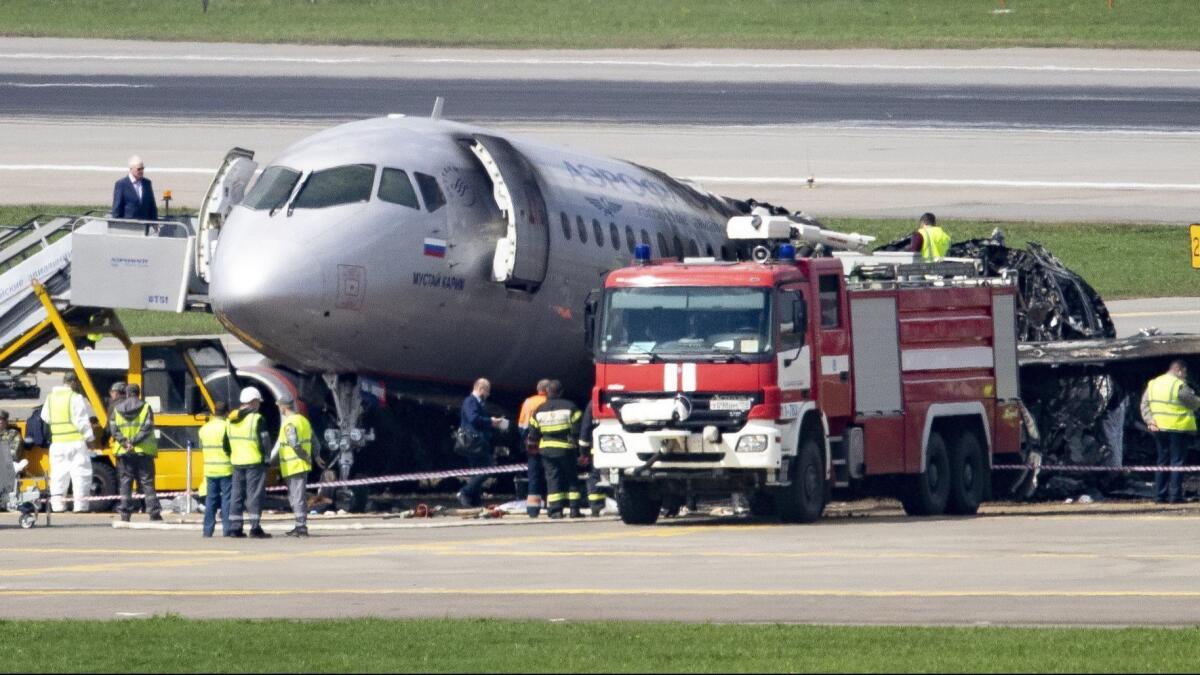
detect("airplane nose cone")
[209,228,326,354]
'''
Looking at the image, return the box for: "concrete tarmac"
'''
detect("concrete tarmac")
[1,39,1198,222]
[2,504,1199,625]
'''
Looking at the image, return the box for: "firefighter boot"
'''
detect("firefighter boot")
[569,504,584,518]
[591,504,604,517]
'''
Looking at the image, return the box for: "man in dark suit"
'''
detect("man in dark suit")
[111,155,158,221]
[457,378,506,507]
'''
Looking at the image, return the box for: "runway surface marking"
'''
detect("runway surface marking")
[0,53,368,65]
[2,588,1198,599]
[0,81,152,88]
[410,57,1200,75]
[2,164,1196,193]
[1,547,242,555]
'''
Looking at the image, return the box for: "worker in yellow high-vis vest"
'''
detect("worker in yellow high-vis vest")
[199,401,233,537]
[911,212,951,262]
[39,372,95,513]
[268,395,315,537]
[228,387,273,539]
[110,383,162,522]
[1141,359,1200,504]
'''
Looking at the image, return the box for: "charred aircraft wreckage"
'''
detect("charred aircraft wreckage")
[867,222,1200,500]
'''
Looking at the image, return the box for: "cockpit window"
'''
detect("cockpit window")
[414,172,446,213]
[378,168,419,209]
[242,166,300,211]
[292,164,375,210]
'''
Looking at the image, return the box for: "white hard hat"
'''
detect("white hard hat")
[239,386,263,404]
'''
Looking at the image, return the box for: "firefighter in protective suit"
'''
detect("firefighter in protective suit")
[526,380,584,519]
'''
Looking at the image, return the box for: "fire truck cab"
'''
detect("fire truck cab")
[589,212,1023,525]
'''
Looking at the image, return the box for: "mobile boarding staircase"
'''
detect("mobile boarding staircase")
[0,213,210,408]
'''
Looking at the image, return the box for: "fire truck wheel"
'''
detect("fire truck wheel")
[777,437,825,523]
[87,461,118,513]
[616,480,661,525]
[947,432,985,515]
[901,431,951,516]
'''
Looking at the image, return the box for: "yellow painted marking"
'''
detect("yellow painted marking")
[2,587,1199,599]
[1,548,242,556]
[0,556,245,578]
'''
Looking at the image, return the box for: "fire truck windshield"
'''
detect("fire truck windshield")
[600,287,772,360]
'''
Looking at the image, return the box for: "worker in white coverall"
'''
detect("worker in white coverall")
[39,372,96,512]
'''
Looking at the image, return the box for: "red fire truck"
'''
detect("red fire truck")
[588,211,1024,525]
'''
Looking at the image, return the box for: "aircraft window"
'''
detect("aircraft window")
[687,239,700,257]
[673,236,684,260]
[592,219,604,247]
[378,168,419,209]
[560,212,571,240]
[819,274,841,328]
[656,233,669,257]
[610,223,620,251]
[414,172,446,212]
[625,226,636,254]
[293,164,375,209]
[576,216,588,244]
[242,165,300,211]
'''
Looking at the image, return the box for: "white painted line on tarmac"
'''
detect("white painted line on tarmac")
[0,81,153,88]
[690,176,1200,191]
[411,57,1200,75]
[0,53,369,64]
[3,164,1197,192]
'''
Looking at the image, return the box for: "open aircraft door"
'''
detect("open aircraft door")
[196,147,257,288]
[466,135,549,291]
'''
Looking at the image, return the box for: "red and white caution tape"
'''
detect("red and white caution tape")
[56,463,527,503]
[994,464,1200,473]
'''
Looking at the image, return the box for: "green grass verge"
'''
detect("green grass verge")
[0,618,1198,673]
[1,0,1198,50]
[1,206,1194,325]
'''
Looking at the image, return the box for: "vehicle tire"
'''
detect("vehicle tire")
[776,437,826,523]
[900,431,951,516]
[19,513,35,529]
[617,479,661,525]
[87,460,119,513]
[747,490,776,517]
[947,432,986,515]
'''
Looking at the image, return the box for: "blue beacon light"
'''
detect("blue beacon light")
[634,243,652,264]
[777,243,796,262]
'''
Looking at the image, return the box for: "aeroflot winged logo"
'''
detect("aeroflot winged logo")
[423,238,447,258]
[586,196,624,217]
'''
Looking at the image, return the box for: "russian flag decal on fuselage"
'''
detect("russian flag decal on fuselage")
[423,238,447,258]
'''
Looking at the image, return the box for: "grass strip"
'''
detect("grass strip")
[1,617,1198,673]
[1,0,1198,50]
